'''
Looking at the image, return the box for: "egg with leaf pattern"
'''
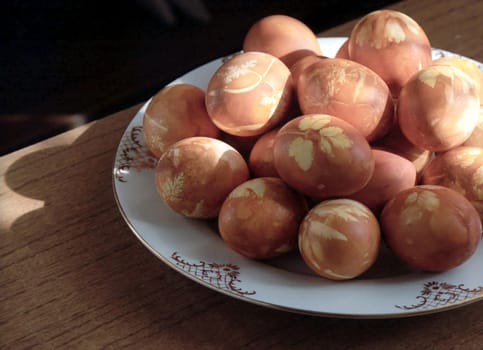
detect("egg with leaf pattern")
[273,114,374,199]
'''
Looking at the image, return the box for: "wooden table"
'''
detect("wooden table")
[2,0,482,348]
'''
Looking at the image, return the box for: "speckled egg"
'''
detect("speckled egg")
[218,177,308,259]
[422,146,483,222]
[348,10,432,97]
[143,84,220,158]
[273,114,375,199]
[298,199,381,280]
[398,65,479,152]
[206,51,294,137]
[155,137,249,218]
[297,58,394,141]
[243,14,322,68]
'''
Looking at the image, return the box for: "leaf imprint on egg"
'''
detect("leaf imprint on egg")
[219,59,257,83]
[401,190,440,225]
[289,137,314,171]
[309,220,348,241]
[313,201,370,222]
[319,126,352,157]
[162,173,185,202]
[298,115,332,130]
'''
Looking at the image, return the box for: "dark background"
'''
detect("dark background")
[0,0,397,155]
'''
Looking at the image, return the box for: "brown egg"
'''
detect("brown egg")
[298,199,381,280]
[143,84,220,158]
[372,124,433,179]
[248,129,280,177]
[348,149,417,214]
[297,58,394,141]
[432,56,483,103]
[422,146,483,222]
[348,10,432,97]
[398,65,480,152]
[381,185,481,272]
[462,107,483,148]
[290,54,326,90]
[273,114,375,199]
[220,132,260,160]
[155,137,249,218]
[335,38,350,59]
[218,177,308,259]
[243,15,322,68]
[206,51,294,137]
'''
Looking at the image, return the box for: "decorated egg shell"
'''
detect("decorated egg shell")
[381,185,481,272]
[243,14,322,68]
[297,58,394,141]
[206,51,294,137]
[348,9,432,97]
[432,56,483,103]
[143,84,220,158]
[398,65,479,152]
[155,137,249,219]
[273,114,375,199]
[218,177,308,259]
[422,146,483,222]
[298,198,381,280]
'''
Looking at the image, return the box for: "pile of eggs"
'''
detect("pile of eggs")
[143,10,483,280]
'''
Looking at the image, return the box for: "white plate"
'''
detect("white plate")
[113,37,483,318]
